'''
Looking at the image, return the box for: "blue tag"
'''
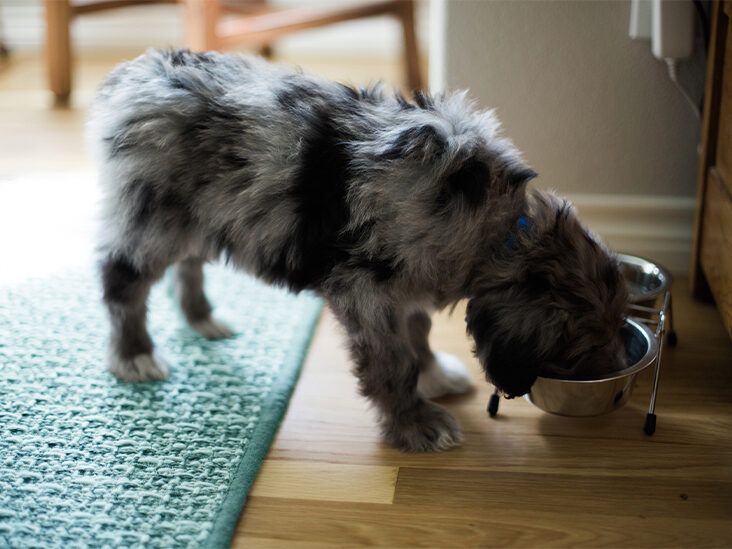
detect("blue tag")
[506,215,530,251]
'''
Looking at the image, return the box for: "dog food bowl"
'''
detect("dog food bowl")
[618,253,677,347]
[486,253,675,436]
[618,253,672,306]
[525,319,657,417]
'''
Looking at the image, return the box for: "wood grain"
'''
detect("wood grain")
[691,0,727,295]
[44,0,73,104]
[239,498,732,548]
[701,168,732,339]
[717,4,732,197]
[215,1,405,48]
[394,468,732,520]
[249,460,398,504]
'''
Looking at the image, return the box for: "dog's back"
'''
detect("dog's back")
[88,49,526,295]
[89,49,338,280]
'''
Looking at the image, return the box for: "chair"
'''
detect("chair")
[44,0,422,105]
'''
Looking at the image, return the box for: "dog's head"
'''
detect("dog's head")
[466,189,628,397]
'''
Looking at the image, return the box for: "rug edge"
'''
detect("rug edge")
[203,298,324,548]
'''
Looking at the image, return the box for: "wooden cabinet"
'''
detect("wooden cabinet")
[692,1,732,340]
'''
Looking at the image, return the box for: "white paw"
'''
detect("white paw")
[109,352,170,382]
[190,317,235,340]
[417,352,474,399]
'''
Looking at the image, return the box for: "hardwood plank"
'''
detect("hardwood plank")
[394,467,732,521]
[269,397,732,457]
[238,497,732,548]
[235,538,345,549]
[267,426,732,481]
[249,460,398,504]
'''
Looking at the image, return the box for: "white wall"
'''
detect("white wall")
[432,0,704,198]
[431,0,706,272]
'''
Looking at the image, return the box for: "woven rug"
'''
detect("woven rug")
[0,265,322,548]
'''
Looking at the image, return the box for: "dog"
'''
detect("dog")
[88,49,628,452]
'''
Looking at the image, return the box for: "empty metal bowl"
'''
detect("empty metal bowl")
[617,253,672,307]
[525,318,658,417]
[618,253,676,346]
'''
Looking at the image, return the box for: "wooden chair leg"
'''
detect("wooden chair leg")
[397,0,422,91]
[258,44,274,59]
[182,0,221,51]
[45,0,72,105]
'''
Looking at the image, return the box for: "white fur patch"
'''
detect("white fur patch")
[417,352,474,399]
[108,352,170,382]
[190,318,235,340]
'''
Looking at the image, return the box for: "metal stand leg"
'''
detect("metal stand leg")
[644,292,669,436]
[643,342,663,436]
[488,388,500,417]
[644,338,663,435]
[666,294,678,347]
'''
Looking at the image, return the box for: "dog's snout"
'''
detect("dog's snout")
[487,372,536,399]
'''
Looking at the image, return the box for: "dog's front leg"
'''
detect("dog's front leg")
[408,310,475,399]
[332,300,463,452]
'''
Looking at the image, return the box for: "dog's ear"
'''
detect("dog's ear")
[381,124,446,162]
[504,163,537,190]
[550,199,575,234]
[435,158,491,212]
[486,335,540,398]
[466,297,540,397]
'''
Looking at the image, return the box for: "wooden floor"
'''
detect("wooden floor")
[237,288,732,547]
[3,51,732,548]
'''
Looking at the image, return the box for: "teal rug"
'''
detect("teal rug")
[0,265,322,548]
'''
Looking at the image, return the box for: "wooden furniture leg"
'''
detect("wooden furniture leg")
[258,43,274,59]
[182,0,221,51]
[397,0,422,91]
[45,0,73,105]
[182,0,422,91]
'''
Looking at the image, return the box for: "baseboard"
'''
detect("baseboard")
[566,193,696,275]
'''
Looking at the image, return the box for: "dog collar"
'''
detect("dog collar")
[505,214,531,250]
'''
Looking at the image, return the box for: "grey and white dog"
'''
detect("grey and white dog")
[89,49,628,452]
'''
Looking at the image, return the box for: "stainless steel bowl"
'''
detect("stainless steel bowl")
[525,319,658,417]
[617,253,672,307]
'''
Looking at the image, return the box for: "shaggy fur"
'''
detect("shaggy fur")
[89,49,628,452]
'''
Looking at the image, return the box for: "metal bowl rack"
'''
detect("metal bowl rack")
[487,254,677,436]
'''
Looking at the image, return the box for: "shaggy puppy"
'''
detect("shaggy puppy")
[89,49,628,452]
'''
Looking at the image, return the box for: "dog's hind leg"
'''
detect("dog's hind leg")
[102,255,169,382]
[408,310,474,400]
[333,299,463,452]
[174,257,233,340]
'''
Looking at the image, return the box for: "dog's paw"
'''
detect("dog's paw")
[109,352,170,382]
[417,352,475,399]
[384,401,463,452]
[190,317,234,340]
